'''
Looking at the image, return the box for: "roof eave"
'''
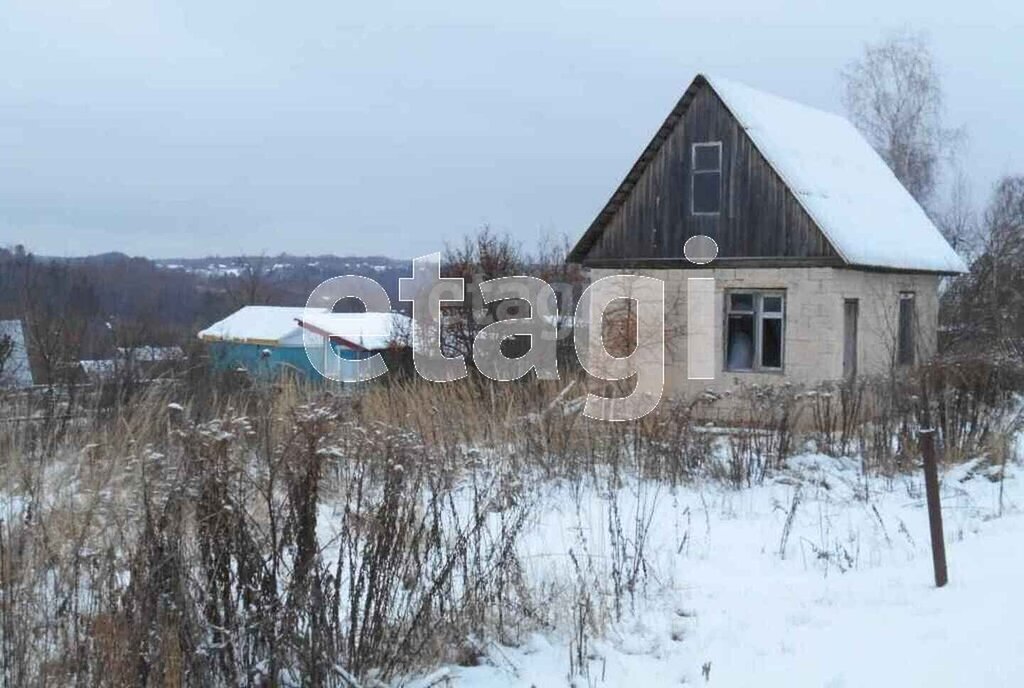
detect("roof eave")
[843,261,967,277]
[295,318,371,352]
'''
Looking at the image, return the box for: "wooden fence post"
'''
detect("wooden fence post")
[920,428,948,587]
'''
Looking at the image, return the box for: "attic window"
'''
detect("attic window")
[692,142,722,215]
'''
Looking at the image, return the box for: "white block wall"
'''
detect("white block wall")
[586,267,940,399]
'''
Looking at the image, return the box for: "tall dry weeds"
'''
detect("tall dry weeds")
[1,350,1021,685]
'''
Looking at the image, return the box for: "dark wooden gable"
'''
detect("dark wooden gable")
[569,76,842,267]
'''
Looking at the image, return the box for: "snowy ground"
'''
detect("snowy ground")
[6,440,1019,685]
[405,454,1022,687]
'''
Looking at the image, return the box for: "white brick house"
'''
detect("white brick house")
[568,74,966,396]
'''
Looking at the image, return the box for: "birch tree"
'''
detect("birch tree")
[841,30,965,232]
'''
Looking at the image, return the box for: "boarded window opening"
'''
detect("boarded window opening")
[843,299,859,380]
[726,291,785,372]
[692,142,722,215]
[897,292,916,366]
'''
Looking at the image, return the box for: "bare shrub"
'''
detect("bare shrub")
[839,354,1024,472]
[922,354,1024,461]
[629,395,719,485]
[718,384,803,487]
[808,378,867,458]
[0,383,537,686]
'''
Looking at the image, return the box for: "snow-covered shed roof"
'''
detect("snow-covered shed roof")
[79,359,116,378]
[117,345,185,362]
[297,311,412,351]
[0,319,34,388]
[198,306,327,347]
[80,347,187,380]
[569,74,967,274]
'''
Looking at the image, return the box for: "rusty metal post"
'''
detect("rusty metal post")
[920,428,948,587]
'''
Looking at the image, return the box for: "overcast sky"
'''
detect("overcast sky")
[1,0,1021,259]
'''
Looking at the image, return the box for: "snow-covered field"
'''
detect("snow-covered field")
[7,434,1018,686]
[395,454,1022,687]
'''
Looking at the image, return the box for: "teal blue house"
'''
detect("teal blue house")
[199,306,320,379]
[198,306,409,380]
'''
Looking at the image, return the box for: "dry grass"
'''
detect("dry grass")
[0,353,1020,685]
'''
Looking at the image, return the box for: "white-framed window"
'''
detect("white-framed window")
[691,141,722,215]
[725,290,785,372]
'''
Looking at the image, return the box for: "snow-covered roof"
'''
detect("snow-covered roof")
[79,359,116,377]
[117,345,185,362]
[704,75,966,274]
[569,74,967,274]
[80,347,186,379]
[0,320,34,388]
[199,306,328,346]
[297,311,412,351]
[200,306,412,350]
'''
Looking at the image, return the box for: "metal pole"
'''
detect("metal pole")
[920,428,948,587]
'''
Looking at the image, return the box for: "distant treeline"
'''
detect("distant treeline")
[0,245,411,379]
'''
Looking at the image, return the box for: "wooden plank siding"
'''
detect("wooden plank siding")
[573,80,840,267]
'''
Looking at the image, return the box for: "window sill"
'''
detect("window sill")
[725,368,786,376]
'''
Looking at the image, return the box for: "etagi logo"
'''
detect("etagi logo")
[304,236,719,422]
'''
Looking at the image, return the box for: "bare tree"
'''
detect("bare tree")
[938,165,981,256]
[18,259,94,387]
[941,175,1024,351]
[533,234,588,364]
[227,254,273,307]
[841,29,962,214]
[0,333,12,381]
[442,227,525,360]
